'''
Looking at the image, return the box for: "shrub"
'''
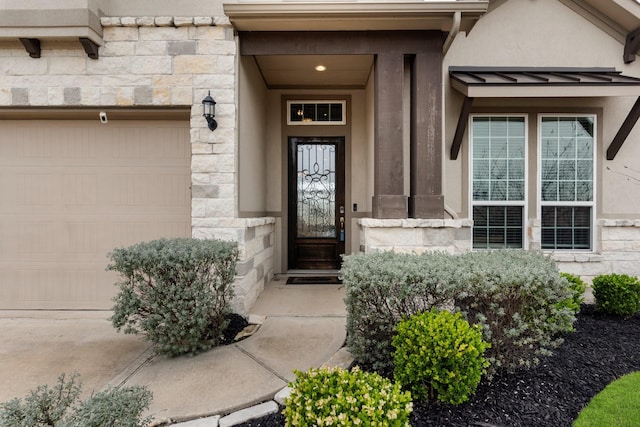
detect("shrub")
[392,309,490,404]
[342,251,461,373]
[0,373,152,427]
[0,372,81,427]
[592,273,640,316]
[109,238,238,357]
[66,386,152,427]
[455,250,576,375]
[559,272,587,314]
[283,366,412,426]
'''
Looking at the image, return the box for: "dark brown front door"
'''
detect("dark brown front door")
[288,137,345,270]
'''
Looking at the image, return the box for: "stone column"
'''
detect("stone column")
[372,53,408,219]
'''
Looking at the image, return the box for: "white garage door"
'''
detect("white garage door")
[0,120,192,309]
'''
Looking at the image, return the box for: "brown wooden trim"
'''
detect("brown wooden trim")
[19,38,41,58]
[410,51,443,218]
[79,37,99,59]
[450,96,474,160]
[607,96,640,160]
[240,31,443,56]
[625,27,640,64]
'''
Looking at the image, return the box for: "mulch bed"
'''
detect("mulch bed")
[236,305,640,427]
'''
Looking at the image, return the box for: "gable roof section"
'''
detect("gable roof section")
[450,67,640,97]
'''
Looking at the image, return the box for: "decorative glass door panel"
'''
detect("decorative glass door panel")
[288,137,345,269]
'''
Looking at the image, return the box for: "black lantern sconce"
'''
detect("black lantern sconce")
[202,91,217,131]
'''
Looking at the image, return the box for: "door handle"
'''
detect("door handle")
[339,217,345,242]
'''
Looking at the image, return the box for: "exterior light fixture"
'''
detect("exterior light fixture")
[315,65,326,72]
[202,91,217,131]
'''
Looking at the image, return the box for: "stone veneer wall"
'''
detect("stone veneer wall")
[359,218,640,284]
[192,217,275,314]
[0,15,273,314]
[358,218,473,254]
[550,220,640,282]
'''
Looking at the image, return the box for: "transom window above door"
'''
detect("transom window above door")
[288,101,346,125]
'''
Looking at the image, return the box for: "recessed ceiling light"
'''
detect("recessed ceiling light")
[315,65,327,72]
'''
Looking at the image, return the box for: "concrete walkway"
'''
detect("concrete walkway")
[0,278,347,425]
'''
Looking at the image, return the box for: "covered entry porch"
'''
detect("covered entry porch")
[226,1,488,284]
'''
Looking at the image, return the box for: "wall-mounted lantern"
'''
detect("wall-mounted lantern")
[202,91,217,131]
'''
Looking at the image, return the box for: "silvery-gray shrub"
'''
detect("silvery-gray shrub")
[109,238,238,357]
[342,250,576,377]
[454,250,575,375]
[0,373,152,427]
[342,251,461,373]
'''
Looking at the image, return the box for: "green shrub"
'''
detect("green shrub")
[558,272,586,315]
[283,366,412,426]
[455,251,575,375]
[109,238,238,357]
[392,309,489,404]
[342,251,461,373]
[592,273,640,316]
[0,373,152,427]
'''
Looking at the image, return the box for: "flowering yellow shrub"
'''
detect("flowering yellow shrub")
[283,366,412,426]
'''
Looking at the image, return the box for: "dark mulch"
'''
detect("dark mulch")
[220,313,249,345]
[236,305,640,427]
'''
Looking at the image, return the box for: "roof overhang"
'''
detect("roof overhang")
[449,67,640,160]
[450,67,640,98]
[223,1,489,32]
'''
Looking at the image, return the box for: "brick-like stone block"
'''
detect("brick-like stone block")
[174,55,218,74]
[171,86,193,105]
[155,17,173,27]
[137,17,156,27]
[135,41,168,56]
[168,41,197,56]
[100,17,121,27]
[131,56,172,74]
[192,184,219,198]
[100,41,136,57]
[139,27,188,41]
[63,87,81,105]
[194,16,214,26]
[103,27,139,42]
[121,17,137,27]
[174,17,194,27]
[134,86,153,104]
[11,87,28,105]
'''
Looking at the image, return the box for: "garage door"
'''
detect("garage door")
[0,120,192,309]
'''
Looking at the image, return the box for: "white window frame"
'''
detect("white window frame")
[469,114,529,250]
[287,100,347,125]
[537,113,597,252]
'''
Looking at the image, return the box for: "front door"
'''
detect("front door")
[288,137,345,269]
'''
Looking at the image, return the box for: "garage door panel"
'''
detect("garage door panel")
[0,120,191,309]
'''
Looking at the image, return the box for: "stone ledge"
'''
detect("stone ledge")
[101,16,230,28]
[599,219,640,227]
[358,218,473,228]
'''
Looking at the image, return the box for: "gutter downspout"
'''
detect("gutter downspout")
[443,11,461,56]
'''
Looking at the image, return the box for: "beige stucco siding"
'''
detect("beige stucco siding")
[444,0,640,219]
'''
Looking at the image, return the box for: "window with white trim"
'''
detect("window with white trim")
[471,116,526,249]
[539,116,595,250]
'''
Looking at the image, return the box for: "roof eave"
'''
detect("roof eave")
[223,1,489,32]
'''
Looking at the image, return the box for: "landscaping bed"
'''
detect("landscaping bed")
[237,305,640,427]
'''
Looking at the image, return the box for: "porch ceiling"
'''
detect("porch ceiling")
[255,54,374,89]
